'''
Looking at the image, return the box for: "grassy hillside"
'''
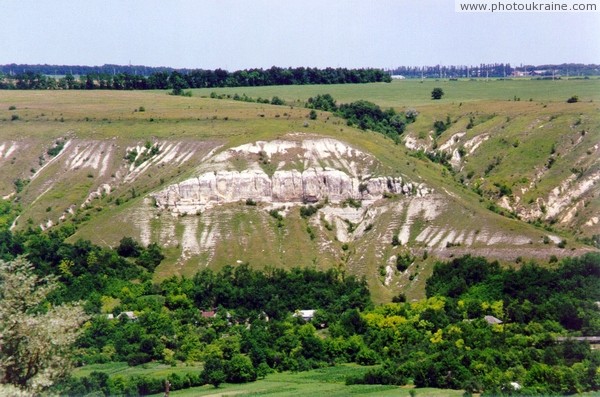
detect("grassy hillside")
[1,79,598,302]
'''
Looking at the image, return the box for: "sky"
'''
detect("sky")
[1,0,599,70]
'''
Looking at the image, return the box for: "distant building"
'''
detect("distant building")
[391,75,406,80]
[555,336,600,344]
[201,310,217,319]
[293,309,316,321]
[510,382,522,391]
[116,311,137,321]
[484,315,503,325]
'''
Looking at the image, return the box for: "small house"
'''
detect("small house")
[484,315,503,325]
[293,309,316,321]
[117,311,137,321]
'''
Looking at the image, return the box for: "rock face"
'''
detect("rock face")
[153,168,421,214]
[152,137,429,214]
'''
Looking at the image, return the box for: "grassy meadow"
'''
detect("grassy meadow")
[71,362,466,397]
[189,77,600,108]
[147,365,465,397]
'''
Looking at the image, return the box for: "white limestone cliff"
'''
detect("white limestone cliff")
[152,138,428,214]
[153,167,425,214]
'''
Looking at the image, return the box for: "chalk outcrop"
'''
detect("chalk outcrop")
[153,168,427,214]
[152,137,428,214]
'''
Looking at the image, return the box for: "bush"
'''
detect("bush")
[309,110,317,120]
[396,253,414,271]
[271,96,285,106]
[566,95,579,103]
[433,120,447,136]
[47,140,65,156]
[356,347,378,365]
[300,205,318,218]
[11,114,19,121]
[342,198,361,209]
[117,236,142,257]
[431,87,444,100]
[126,352,152,366]
[558,239,567,248]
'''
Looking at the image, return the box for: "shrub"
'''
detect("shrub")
[271,96,285,106]
[8,105,16,110]
[566,95,579,103]
[47,140,65,156]
[431,87,444,100]
[11,114,19,121]
[433,120,447,136]
[342,198,361,209]
[558,239,567,248]
[396,253,414,271]
[300,205,318,218]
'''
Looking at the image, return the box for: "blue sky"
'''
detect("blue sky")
[1,0,598,69]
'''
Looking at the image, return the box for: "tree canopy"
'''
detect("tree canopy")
[0,258,89,395]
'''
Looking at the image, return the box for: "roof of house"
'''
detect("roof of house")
[201,310,216,318]
[556,336,600,343]
[117,311,137,320]
[293,310,316,320]
[484,315,503,325]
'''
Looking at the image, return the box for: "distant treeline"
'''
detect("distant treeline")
[390,63,600,78]
[2,63,599,80]
[0,66,391,90]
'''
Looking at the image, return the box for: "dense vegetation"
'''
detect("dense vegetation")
[347,254,600,395]
[306,94,418,142]
[61,252,600,396]
[0,66,390,90]
[1,197,599,395]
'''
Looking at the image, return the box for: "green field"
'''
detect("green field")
[146,365,464,397]
[73,361,204,380]
[74,363,467,396]
[189,78,600,108]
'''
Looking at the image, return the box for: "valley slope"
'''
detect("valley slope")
[1,81,597,301]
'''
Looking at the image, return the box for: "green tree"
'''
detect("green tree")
[226,354,257,383]
[117,236,141,258]
[431,87,444,100]
[256,362,271,379]
[0,258,89,394]
[202,356,226,388]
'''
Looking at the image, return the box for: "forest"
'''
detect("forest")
[0,207,599,396]
[0,66,391,91]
